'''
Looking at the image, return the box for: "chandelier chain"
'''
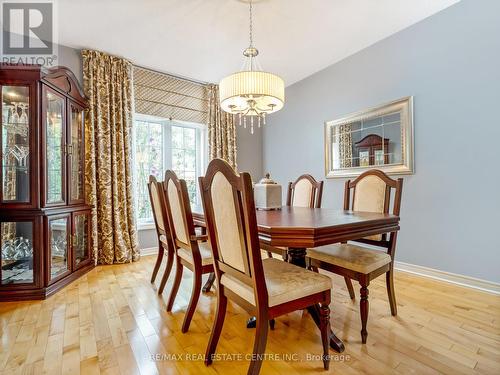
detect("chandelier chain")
[249,0,253,47]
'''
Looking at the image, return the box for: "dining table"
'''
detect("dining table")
[191,204,400,353]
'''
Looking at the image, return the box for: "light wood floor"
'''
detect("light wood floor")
[1,255,499,375]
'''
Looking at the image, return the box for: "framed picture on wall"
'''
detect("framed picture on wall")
[324,96,415,178]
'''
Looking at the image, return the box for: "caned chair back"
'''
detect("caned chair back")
[163,170,199,254]
[148,175,168,235]
[344,169,403,244]
[286,174,324,208]
[199,159,267,307]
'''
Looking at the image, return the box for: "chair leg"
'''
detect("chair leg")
[269,319,275,330]
[344,276,356,300]
[319,303,331,370]
[266,251,273,259]
[309,265,319,273]
[386,268,397,316]
[166,259,183,312]
[247,312,269,375]
[158,248,174,295]
[202,272,216,293]
[181,270,202,333]
[205,292,228,366]
[150,244,163,283]
[360,281,370,344]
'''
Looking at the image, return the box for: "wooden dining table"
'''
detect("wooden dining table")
[191,205,400,353]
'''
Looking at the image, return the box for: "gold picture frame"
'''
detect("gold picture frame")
[324,96,414,178]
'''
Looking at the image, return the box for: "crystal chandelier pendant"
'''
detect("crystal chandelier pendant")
[219,0,285,134]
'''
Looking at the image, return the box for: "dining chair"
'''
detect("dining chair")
[286,174,324,208]
[199,159,333,374]
[148,175,174,295]
[306,169,403,344]
[163,170,214,333]
[265,174,324,259]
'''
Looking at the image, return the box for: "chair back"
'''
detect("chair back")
[344,169,403,245]
[163,170,203,263]
[148,175,168,236]
[199,159,267,308]
[286,174,324,208]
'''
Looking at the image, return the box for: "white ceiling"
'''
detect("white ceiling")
[57,0,459,86]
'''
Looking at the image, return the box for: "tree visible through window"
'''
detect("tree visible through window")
[134,115,206,226]
[135,119,163,223]
[172,126,198,205]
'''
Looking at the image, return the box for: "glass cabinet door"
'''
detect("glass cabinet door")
[73,212,89,268]
[69,103,84,203]
[1,221,34,285]
[48,215,69,281]
[1,86,30,203]
[45,88,65,205]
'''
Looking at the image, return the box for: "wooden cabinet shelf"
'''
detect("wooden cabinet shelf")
[0,64,93,301]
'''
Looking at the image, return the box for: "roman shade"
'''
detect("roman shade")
[133,66,208,124]
[133,67,238,169]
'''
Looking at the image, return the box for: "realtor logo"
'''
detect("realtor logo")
[1,1,57,66]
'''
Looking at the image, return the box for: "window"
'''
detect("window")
[135,118,164,224]
[172,126,198,204]
[134,114,207,228]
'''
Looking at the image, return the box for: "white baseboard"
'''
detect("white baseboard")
[140,247,158,256]
[395,261,500,295]
[138,247,499,295]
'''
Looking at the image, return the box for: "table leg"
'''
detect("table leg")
[287,247,345,353]
[287,247,307,268]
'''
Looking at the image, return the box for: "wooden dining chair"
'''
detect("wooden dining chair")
[148,175,174,295]
[286,174,324,208]
[163,170,214,333]
[265,174,324,259]
[199,159,333,374]
[307,169,403,344]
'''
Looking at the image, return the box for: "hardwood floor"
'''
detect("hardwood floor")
[1,255,499,375]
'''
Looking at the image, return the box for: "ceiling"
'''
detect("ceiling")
[57,0,459,86]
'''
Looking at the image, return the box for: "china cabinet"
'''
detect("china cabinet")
[0,64,93,301]
[354,134,390,167]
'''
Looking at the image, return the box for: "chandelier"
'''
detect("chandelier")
[219,0,285,134]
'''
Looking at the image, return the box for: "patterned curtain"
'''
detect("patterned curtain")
[207,84,237,169]
[82,50,140,264]
[339,124,353,168]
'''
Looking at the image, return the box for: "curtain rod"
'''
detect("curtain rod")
[134,64,211,87]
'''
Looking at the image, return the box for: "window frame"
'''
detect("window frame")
[133,113,207,230]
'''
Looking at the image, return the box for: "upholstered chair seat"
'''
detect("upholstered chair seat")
[306,169,403,345]
[221,258,332,307]
[200,160,332,373]
[177,242,213,266]
[307,244,391,274]
[148,176,175,295]
[163,170,215,334]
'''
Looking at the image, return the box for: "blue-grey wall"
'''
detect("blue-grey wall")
[263,0,500,283]
[58,44,82,84]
